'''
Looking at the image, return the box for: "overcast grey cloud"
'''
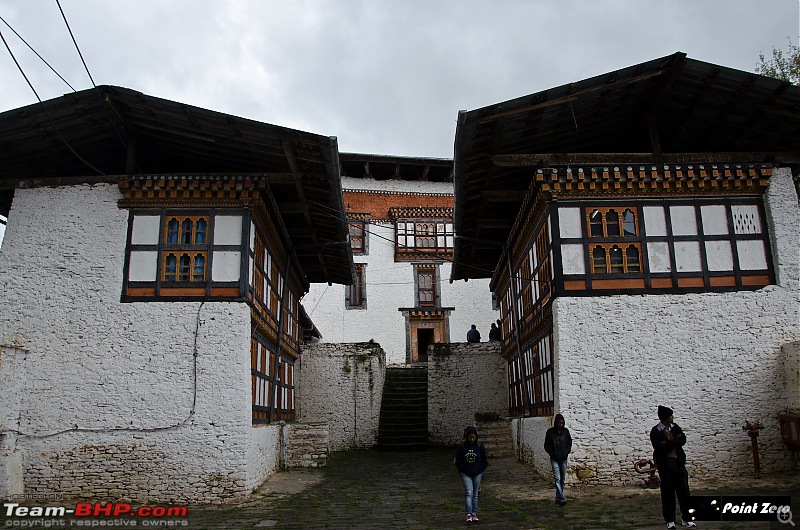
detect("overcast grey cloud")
[0,0,798,160]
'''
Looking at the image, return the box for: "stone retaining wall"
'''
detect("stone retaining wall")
[297,342,385,451]
[427,342,506,445]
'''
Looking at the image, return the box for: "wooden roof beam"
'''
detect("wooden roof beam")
[491,152,800,167]
[282,139,330,281]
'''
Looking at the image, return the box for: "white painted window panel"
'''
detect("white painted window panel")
[647,242,671,273]
[700,205,728,235]
[737,240,769,270]
[732,205,762,234]
[674,241,703,272]
[129,251,158,281]
[643,206,667,236]
[705,241,734,271]
[214,215,243,245]
[670,206,698,236]
[558,207,583,239]
[561,244,585,275]
[249,222,255,251]
[212,251,241,281]
[131,215,160,245]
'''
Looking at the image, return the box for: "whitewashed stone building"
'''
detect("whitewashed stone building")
[0,87,354,502]
[304,154,497,365]
[451,53,800,483]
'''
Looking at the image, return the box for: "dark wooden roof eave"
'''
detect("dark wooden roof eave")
[451,52,800,282]
[0,86,354,286]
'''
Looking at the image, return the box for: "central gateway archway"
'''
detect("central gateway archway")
[401,308,452,363]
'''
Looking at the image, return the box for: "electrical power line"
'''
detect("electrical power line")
[0,26,106,176]
[55,0,96,88]
[54,0,138,172]
[0,14,76,91]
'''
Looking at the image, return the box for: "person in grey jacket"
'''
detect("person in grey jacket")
[544,413,572,506]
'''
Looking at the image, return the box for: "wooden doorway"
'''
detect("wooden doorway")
[401,308,453,364]
[417,328,434,363]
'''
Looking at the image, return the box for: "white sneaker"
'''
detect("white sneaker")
[682,522,697,528]
[667,523,676,529]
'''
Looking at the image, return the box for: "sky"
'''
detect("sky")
[0,0,798,245]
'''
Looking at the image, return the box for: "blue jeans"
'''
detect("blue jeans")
[551,458,567,502]
[459,472,482,515]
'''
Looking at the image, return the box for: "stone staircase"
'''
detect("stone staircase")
[285,422,329,468]
[377,366,428,450]
[475,414,514,458]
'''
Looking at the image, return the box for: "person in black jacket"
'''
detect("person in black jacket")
[466,325,481,343]
[488,322,501,341]
[650,405,696,528]
[454,425,488,523]
[544,413,572,506]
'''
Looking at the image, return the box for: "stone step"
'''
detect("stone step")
[378,367,429,450]
[475,419,514,459]
[285,422,329,468]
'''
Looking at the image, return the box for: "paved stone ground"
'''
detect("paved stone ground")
[3,447,797,529]
[184,447,799,529]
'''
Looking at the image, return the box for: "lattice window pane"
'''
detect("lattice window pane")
[166,219,179,244]
[181,219,193,244]
[606,209,620,237]
[164,253,177,281]
[195,219,207,244]
[609,245,624,273]
[592,246,607,273]
[192,254,205,281]
[589,209,604,237]
[622,209,637,236]
[625,245,641,273]
[179,254,191,281]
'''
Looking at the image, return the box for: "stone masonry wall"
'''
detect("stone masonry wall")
[516,169,800,485]
[297,342,386,451]
[0,184,273,503]
[428,342,507,445]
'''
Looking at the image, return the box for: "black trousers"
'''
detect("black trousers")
[658,460,691,523]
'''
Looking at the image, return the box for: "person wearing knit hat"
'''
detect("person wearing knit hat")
[454,425,488,523]
[650,406,696,528]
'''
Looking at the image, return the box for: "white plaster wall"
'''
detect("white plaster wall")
[305,177,496,365]
[512,417,552,480]
[427,342,507,445]
[525,169,800,485]
[784,341,800,412]
[0,184,266,503]
[340,175,454,194]
[441,263,497,345]
[297,342,386,451]
[246,425,281,492]
[0,346,26,498]
[305,221,410,364]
